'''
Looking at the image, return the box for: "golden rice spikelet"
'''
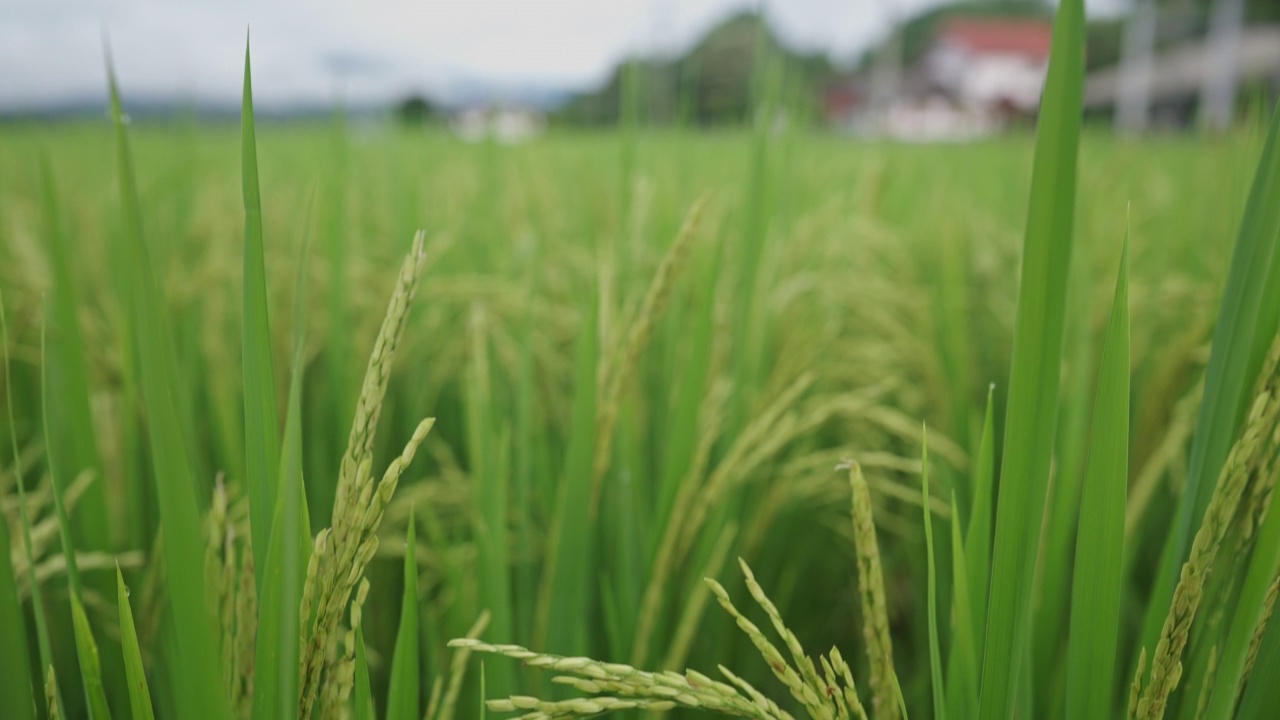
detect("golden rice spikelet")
[1137,336,1280,719]
[298,231,435,716]
[846,461,900,720]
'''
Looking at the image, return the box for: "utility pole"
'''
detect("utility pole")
[1201,0,1246,131]
[1117,0,1158,132]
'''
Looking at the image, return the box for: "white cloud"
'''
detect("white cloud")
[0,0,1128,110]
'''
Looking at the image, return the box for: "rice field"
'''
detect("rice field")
[3,4,1280,719]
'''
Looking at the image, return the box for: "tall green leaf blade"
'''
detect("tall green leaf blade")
[353,625,373,720]
[39,155,108,551]
[976,0,1084,715]
[1157,96,1280,648]
[250,359,308,720]
[922,428,945,720]
[68,595,111,720]
[0,503,35,720]
[116,566,154,720]
[42,320,110,720]
[387,514,420,720]
[107,58,230,720]
[1204,505,1280,718]
[536,287,599,655]
[1,291,60,716]
[466,307,514,696]
[1064,238,1129,720]
[240,35,283,579]
[250,222,313,720]
[1236,599,1280,719]
[946,492,979,720]
[965,385,996,638]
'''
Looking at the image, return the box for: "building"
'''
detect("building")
[1084,26,1280,128]
[922,19,1053,118]
[451,106,546,144]
[829,17,1055,140]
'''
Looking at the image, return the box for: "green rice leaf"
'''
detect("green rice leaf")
[107,55,230,720]
[977,0,1084,714]
[0,501,35,720]
[965,385,995,639]
[536,287,599,655]
[116,566,155,720]
[42,319,110,720]
[354,625,373,720]
[1205,504,1280,718]
[946,491,979,720]
[466,306,514,696]
[250,221,313,720]
[1064,236,1129,720]
[387,512,421,720]
[1236,601,1280,719]
[240,33,283,580]
[69,594,111,720]
[1185,102,1280,720]
[1171,95,1280,582]
[250,358,308,720]
[1,291,59,716]
[39,154,108,551]
[922,427,945,720]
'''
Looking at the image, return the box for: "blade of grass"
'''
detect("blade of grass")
[240,33,283,580]
[977,0,1084,714]
[107,54,230,720]
[39,153,108,551]
[535,285,599,655]
[0,494,35,720]
[1204,510,1280,718]
[116,566,155,720]
[945,491,979,720]
[1154,96,1280,663]
[354,625,373,720]
[1194,106,1280,720]
[964,385,995,647]
[1064,237,1129,720]
[43,306,112,720]
[1236,593,1280,719]
[250,184,313,720]
[922,427,945,720]
[387,513,420,720]
[1,290,61,716]
[68,594,111,720]
[466,305,514,696]
[312,109,352,526]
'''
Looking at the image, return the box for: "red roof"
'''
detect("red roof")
[938,18,1053,59]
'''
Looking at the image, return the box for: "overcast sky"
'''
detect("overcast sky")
[0,0,1128,110]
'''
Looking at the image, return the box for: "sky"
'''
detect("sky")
[0,0,1128,111]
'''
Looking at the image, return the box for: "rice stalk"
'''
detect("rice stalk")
[661,522,737,671]
[1136,335,1280,718]
[297,231,434,716]
[1241,571,1280,686]
[845,461,899,720]
[450,638,785,719]
[457,549,873,720]
[1193,645,1218,720]
[590,196,707,516]
[675,372,814,561]
[631,377,731,666]
[434,610,493,720]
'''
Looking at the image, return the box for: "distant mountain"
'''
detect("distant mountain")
[0,94,391,123]
[552,12,837,127]
[432,79,573,112]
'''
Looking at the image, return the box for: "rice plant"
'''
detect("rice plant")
[2,0,1280,717]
